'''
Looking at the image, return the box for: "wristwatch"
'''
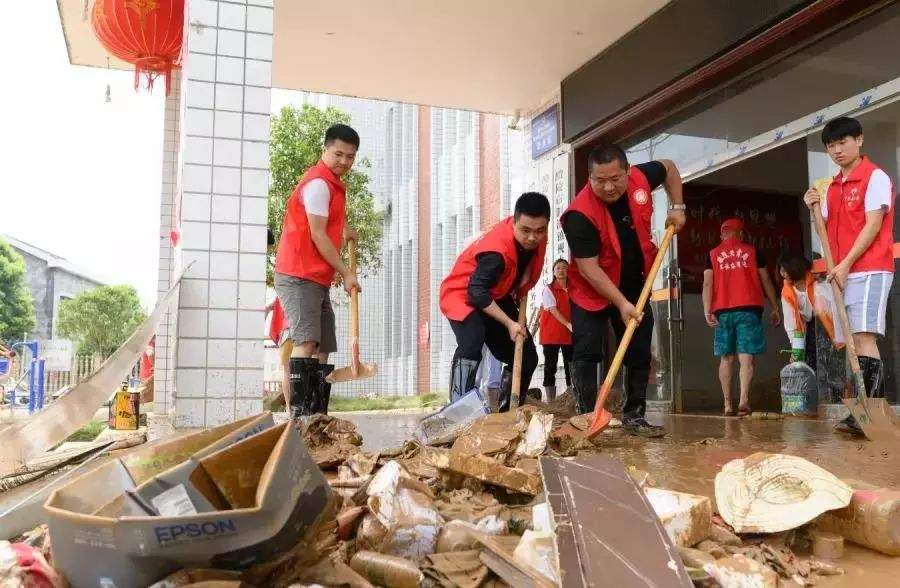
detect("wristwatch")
[669,203,686,211]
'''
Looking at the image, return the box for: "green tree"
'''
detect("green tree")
[57,285,147,357]
[0,237,36,342]
[268,104,383,285]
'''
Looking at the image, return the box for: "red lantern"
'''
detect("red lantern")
[91,0,185,94]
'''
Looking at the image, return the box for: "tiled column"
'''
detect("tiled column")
[173,0,274,427]
[154,72,182,419]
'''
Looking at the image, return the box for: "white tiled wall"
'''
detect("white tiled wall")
[170,0,273,427]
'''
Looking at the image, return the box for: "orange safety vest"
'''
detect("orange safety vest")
[781,273,841,347]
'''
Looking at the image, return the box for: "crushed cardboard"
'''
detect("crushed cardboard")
[422,549,489,588]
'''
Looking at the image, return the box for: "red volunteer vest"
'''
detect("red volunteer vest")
[268,298,288,344]
[561,166,658,311]
[709,237,764,313]
[539,279,572,345]
[440,218,547,322]
[274,160,347,286]
[825,157,895,273]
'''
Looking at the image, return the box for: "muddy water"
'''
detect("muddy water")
[598,414,900,586]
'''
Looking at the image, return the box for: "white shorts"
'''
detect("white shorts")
[844,273,893,335]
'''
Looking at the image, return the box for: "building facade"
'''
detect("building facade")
[3,235,105,341]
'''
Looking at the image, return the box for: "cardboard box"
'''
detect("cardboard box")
[44,414,332,588]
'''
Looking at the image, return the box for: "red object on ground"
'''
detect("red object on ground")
[0,541,66,588]
[91,0,184,94]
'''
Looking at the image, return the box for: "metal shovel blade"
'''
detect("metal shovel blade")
[843,395,900,443]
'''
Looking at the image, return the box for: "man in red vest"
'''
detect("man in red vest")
[440,193,550,412]
[538,259,573,401]
[803,116,895,436]
[703,218,780,417]
[561,145,686,437]
[274,124,361,418]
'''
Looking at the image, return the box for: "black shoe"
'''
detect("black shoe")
[622,416,666,438]
[497,366,513,413]
[571,361,599,415]
[834,415,865,436]
[449,358,481,403]
[313,364,335,415]
[289,358,319,418]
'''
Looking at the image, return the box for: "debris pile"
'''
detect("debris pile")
[1,405,897,587]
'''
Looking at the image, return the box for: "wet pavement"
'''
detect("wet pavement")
[337,410,900,586]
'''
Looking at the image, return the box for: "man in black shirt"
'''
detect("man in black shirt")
[439,193,551,411]
[561,144,686,437]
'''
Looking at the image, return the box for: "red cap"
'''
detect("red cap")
[721,218,744,233]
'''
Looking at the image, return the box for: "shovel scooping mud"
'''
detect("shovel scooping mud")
[587,225,676,439]
[327,239,378,384]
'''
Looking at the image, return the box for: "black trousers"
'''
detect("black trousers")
[542,344,572,387]
[571,300,654,369]
[449,297,538,388]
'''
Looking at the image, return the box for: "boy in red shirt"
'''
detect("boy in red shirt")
[803,116,895,436]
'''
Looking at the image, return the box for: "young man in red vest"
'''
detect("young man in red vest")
[274,124,361,418]
[703,218,780,416]
[538,259,573,401]
[440,193,550,412]
[561,145,686,437]
[803,116,895,436]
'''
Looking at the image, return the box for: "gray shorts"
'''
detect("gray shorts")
[844,272,893,335]
[273,272,337,354]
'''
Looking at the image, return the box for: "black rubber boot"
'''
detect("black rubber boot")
[836,357,883,436]
[622,366,665,438]
[289,358,319,418]
[571,361,599,415]
[449,358,481,403]
[544,386,556,403]
[497,366,513,413]
[314,364,335,415]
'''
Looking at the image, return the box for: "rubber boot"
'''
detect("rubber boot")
[835,356,883,436]
[622,366,665,437]
[289,357,319,418]
[449,358,480,403]
[544,386,556,403]
[313,364,335,415]
[571,361,599,415]
[497,366,513,413]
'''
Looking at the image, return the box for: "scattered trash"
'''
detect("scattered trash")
[677,546,716,568]
[708,522,742,547]
[359,460,444,559]
[645,487,712,548]
[44,415,332,587]
[0,539,65,588]
[780,361,818,416]
[301,414,364,468]
[540,454,692,587]
[414,388,490,446]
[812,483,900,555]
[715,452,853,533]
[349,550,423,588]
[513,529,559,583]
[514,412,554,458]
[810,529,844,560]
[422,550,489,588]
[704,554,778,588]
[148,568,245,588]
[475,533,554,588]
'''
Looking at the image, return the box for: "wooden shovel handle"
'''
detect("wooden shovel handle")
[594,225,676,412]
[810,202,863,380]
[348,239,359,341]
[511,294,528,399]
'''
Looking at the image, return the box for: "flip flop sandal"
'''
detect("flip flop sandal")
[737,406,751,417]
[723,408,736,417]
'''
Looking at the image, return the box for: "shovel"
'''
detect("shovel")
[809,194,899,442]
[327,239,378,384]
[510,294,529,407]
[587,225,676,439]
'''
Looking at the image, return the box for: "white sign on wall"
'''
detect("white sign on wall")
[40,339,74,371]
